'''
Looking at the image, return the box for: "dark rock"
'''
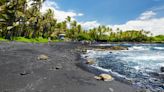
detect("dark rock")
[82,49,87,54]
[160,67,164,72]
[20,71,30,76]
[159,73,164,79]
[136,89,151,92]
[110,46,128,50]
[84,56,88,58]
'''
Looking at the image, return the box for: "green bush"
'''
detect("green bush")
[77,33,92,41]
[153,35,164,42]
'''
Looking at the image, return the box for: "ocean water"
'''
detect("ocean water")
[83,44,164,92]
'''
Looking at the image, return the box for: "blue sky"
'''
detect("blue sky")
[41,0,164,35]
[56,0,164,24]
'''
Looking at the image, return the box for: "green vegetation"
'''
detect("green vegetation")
[0,0,163,43]
[13,37,48,43]
[0,37,8,41]
[153,35,164,42]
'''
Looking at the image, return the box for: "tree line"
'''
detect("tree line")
[0,0,163,42]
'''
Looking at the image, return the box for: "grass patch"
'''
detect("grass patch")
[13,37,64,43]
[0,37,65,43]
[0,37,9,42]
[13,37,48,43]
[52,39,64,42]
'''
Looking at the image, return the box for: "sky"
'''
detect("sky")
[41,0,164,35]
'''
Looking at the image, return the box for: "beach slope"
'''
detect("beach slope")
[0,42,137,92]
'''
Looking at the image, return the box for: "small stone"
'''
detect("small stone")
[109,88,114,92]
[82,49,87,54]
[38,54,49,60]
[109,52,112,53]
[20,71,30,76]
[84,56,88,58]
[55,64,63,70]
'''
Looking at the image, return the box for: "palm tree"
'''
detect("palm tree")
[30,0,46,38]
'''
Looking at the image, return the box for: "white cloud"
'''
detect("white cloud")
[80,10,164,36]
[138,11,156,20]
[78,13,84,16]
[41,0,83,22]
[79,21,100,29]
[108,11,164,35]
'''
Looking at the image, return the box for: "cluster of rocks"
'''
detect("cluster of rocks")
[37,54,63,70]
[94,46,129,51]
[109,46,129,50]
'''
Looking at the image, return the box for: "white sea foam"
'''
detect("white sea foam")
[91,65,127,80]
[153,47,164,50]
[128,46,149,50]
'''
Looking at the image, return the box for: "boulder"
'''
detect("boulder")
[160,67,164,72]
[38,54,49,60]
[96,74,113,81]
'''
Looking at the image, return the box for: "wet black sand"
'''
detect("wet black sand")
[0,42,137,92]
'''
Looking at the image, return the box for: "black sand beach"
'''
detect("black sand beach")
[0,42,137,92]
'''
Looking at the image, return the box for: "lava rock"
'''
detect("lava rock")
[55,64,63,70]
[109,52,113,53]
[136,89,151,92]
[110,46,128,50]
[160,67,164,72]
[159,73,164,79]
[20,71,30,76]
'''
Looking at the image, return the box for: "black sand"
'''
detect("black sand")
[0,42,137,92]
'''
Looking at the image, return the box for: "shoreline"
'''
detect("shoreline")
[0,42,139,92]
